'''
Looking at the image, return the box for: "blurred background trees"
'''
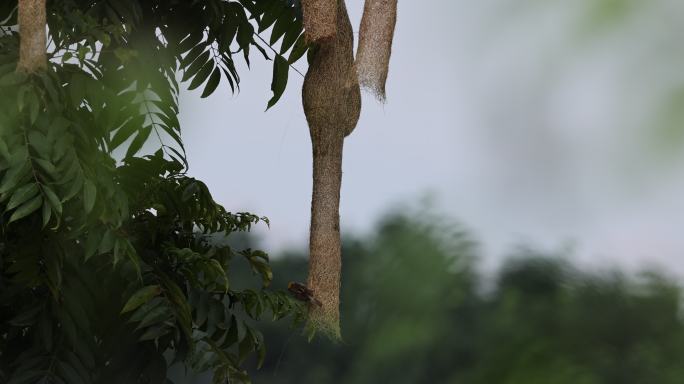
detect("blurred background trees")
[243,209,684,384]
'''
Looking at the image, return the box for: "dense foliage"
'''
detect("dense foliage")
[249,213,684,384]
[0,1,309,383]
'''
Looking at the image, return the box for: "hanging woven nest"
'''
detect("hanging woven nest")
[301,0,338,44]
[301,0,361,339]
[355,0,398,102]
[17,0,47,73]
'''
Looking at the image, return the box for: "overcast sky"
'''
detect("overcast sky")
[179,0,684,274]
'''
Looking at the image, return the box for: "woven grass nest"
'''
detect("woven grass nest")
[301,0,397,339]
[17,0,47,73]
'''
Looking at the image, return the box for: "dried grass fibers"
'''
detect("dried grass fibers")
[302,0,361,339]
[355,0,397,102]
[301,0,338,43]
[17,0,47,73]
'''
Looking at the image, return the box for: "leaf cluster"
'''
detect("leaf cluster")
[0,1,308,383]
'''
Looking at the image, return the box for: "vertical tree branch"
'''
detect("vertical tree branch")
[17,0,47,73]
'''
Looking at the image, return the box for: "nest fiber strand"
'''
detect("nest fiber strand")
[302,0,361,339]
[17,0,47,73]
[301,0,338,43]
[355,0,397,102]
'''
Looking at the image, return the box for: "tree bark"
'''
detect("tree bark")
[17,0,47,73]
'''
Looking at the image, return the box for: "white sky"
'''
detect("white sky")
[180,0,684,274]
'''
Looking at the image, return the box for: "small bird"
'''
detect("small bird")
[287,282,322,307]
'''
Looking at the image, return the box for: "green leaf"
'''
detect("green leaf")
[196,293,209,327]
[181,181,199,201]
[207,299,225,332]
[270,14,294,46]
[0,138,10,160]
[238,325,255,363]
[236,20,254,64]
[71,332,95,370]
[98,230,115,255]
[84,229,101,261]
[62,353,90,384]
[8,195,42,223]
[258,1,284,32]
[0,160,30,194]
[158,272,193,340]
[58,361,86,384]
[6,183,39,211]
[180,44,206,69]
[39,72,60,105]
[6,369,40,384]
[39,312,53,351]
[34,158,57,175]
[188,60,214,91]
[41,200,52,227]
[208,259,229,290]
[62,166,83,201]
[178,32,204,54]
[256,331,266,369]
[201,67,222,98]
[42,184,63,215]
[45,253,62,289]
[0,71,25,86]
[28,91,40,124]
[129,297,164,323]
[224,315,238,348]
[220,22,238,53]
[266,55,289,110]
[280,24,303,54]
[28,131,50,157]
[122,285,163,313]
[83,180,96,213]
[125,125,152,158]
[181,50,211,83]
[8,306,42,327]
[110,115,144,151]
[138,324,170,341]
[69,74,86,108]
[287,34,308,64]
[135,305,171,329]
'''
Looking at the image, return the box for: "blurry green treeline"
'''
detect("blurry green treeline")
[238,211,684,384]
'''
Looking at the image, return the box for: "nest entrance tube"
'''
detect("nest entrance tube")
[17,0,47,73]
[306,138,344,338]
[302,0,360,339]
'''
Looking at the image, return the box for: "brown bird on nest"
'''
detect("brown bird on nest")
[287,282,322,307]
